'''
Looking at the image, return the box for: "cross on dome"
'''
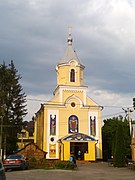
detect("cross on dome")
[67,25,72,46]
[58,26,81,64]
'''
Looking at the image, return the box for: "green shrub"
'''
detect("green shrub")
[29,159,76,170]
[65,161,75,170]
[54,161,66,169]
[54,161,75,170]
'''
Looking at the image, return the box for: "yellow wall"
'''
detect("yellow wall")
[36,109,44,150]
[35,101,102,160]
[56,61,84,87]
[84,142,96,161]
[58,107,89,137]
[49,94,60,104]
[63,90,84,103]
[63,141,70,161]
[43,108,47,152]
[61,141,96,161]
[98,143,103,159]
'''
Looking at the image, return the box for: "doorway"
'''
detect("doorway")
[70,142,88,160]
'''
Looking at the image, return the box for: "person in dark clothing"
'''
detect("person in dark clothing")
[69,154,77,168]
[78,150,81,160]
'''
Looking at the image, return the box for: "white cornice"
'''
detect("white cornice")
[53,85,88,95]
[56,60,85,69]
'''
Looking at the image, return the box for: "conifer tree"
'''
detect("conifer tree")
[102,117,131,161]
[0,60,27,155]
[113,123,126,167]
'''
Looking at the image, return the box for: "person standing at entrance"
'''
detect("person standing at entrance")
[78,150,81,160]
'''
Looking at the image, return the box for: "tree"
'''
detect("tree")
[102,116,131,161]
[0,60,27,155]
[113,124,126,167]
[133,98,135,110]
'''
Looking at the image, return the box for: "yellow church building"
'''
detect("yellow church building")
[34,29,103,161]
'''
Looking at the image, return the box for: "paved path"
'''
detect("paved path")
[6,162,135,180]
[77,162,135,180]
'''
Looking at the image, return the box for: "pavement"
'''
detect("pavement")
[77,161,135,180]
[5,161,135,180]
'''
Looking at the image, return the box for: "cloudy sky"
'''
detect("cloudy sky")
[0,0,135,121]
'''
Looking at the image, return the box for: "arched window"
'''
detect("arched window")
[70,69,75,82]
[68,115,78,133]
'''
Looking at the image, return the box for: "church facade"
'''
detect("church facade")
[34,30,103,161]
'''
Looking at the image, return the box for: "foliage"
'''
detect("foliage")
[54,161,75,169]
[133,98,135,110]
[54,161,66,169]
[0,60,27,155]
[29,159,76,170]
[113,124,126,167]
[64,161,75,170]
[102,116,131,161]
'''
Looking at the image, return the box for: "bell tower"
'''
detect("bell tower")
[55,27,85,91]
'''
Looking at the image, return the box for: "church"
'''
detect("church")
[34,29,103,161]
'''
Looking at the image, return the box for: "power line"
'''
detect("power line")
[26,98,135,121]
[102,111,125,119]
[27,98,133,109]
[103,105,133,109]
[27,98,45,102]
[27,98,132,108]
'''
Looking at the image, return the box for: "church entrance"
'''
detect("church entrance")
[70,142,88,160]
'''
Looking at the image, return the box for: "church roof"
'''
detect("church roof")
[59,27,81,64]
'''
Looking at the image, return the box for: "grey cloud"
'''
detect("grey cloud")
[0,0,135,112]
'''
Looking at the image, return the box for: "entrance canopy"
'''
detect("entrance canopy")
[60,133,96,141]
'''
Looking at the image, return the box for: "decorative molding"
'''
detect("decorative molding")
[88,111,100,158]
[83,90,86,105]
[53,85,88,95]
[63,89,83,93]
[88,111,98,139]
[46,110,59,159]
[56,59,85,69]
[65,94,83,108]
[69,59,78,66]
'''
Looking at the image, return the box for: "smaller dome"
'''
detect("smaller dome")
[59,27,81,64]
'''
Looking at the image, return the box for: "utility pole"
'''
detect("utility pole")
[122,108,133,134]
[0,115,3,161]
[122,108,135,161]
[3,135,6,160]
[0,104,6,162]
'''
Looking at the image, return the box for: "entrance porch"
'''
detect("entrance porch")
[70,142,88,160]
[58,133,97,161]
